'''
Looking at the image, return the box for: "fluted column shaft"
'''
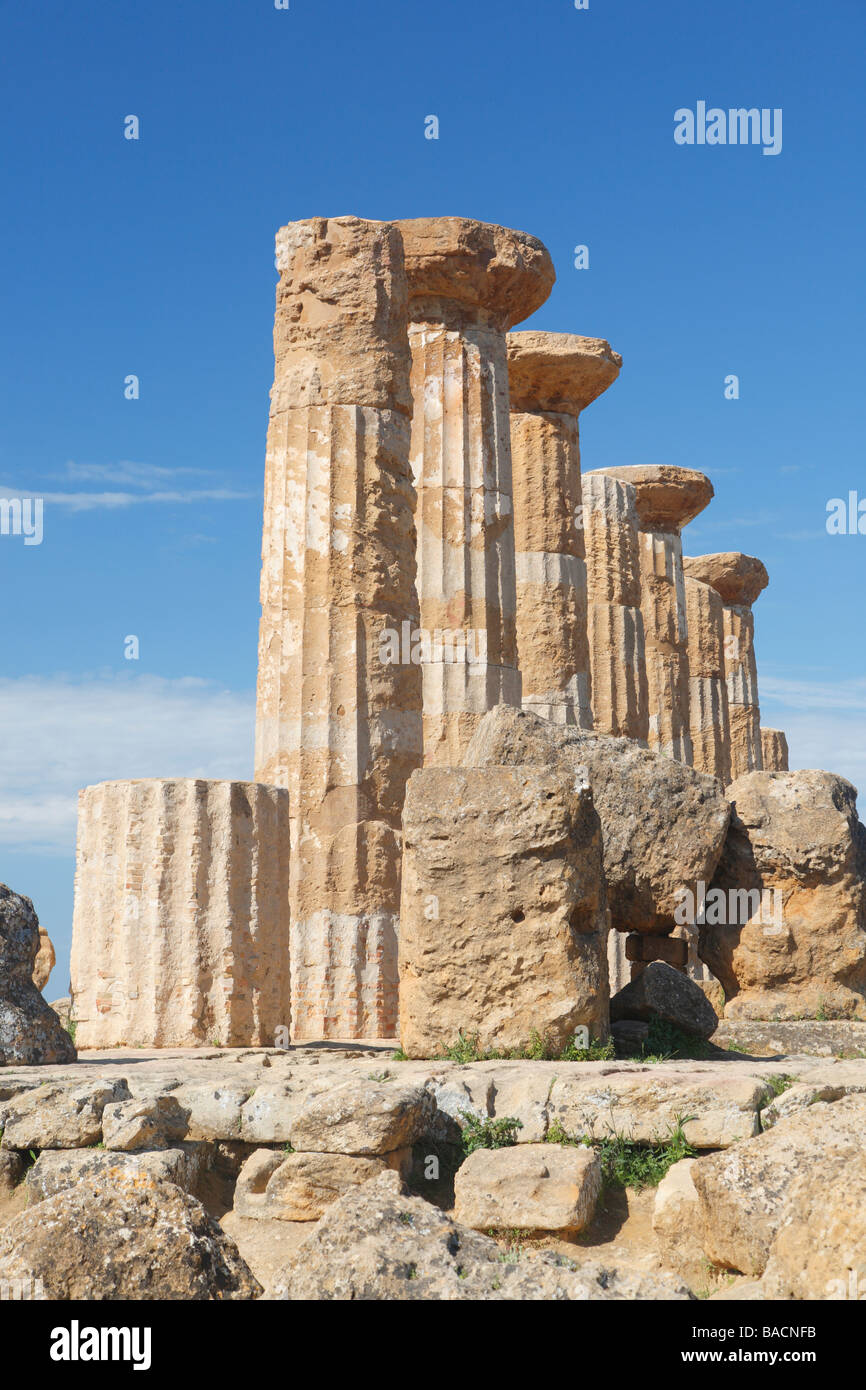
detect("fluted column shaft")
[255,216,423,1039]
[70,780,290,1048]
[683,553,768,785]
[506,333,621,728]
[407,315,520,762]
[723,604,763,779]
[593,466,714,764]
[685,575,732,783]
[761,727,789,771]
[396,218,555,766]
[582,472,649,740]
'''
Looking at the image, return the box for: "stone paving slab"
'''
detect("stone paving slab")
[4,1046,865,1151]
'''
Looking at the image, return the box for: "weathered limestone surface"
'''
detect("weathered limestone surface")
[269,1169,690,1300]
[683,552,768,781]
[288,1077,433,1155]
[0,1176,261,1300]
[454,1142,602,1233]
[693,1095,866,1277]
[398,763,609,1057]
[395,217,554,766]
[32,927,55,992]
[596,466,714,763]
[581,471,649,740]
[463,706,730,935]
[506,332,621,728]
[253,215,423,1043]
[69,780,290,1048]
[0,1078,130,1149]
[2,1050,846,1154]
[761,728,789,772]
[652,1158,706,1285]
[760,1147,866,1300]
[234,1148,389,1221]
[547,1068,771,1148]
[702,771,866,1020]
[684,574,731,784]
[0,885,75,1067]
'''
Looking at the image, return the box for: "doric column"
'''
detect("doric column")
[581,471,649,740]
[761,728,789,771]
[254,216,422,1039]
[683,553,769,782]
[684,574,732,784]
[394,217,555,765]
[70,780,290,1048]
[594,466,714,763]
[506,332,621,727]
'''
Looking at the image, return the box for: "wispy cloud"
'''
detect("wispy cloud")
[0,460,256,511]
[760,674,866,795]
[0,674,255,853]
[62,461,212,488]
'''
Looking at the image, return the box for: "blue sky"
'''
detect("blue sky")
[1,0,864,993]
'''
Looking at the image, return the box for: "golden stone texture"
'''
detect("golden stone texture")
[507,333,621,727]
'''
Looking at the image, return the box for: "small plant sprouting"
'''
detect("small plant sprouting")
[437,1028,614,1064]
[765,1073,797,1098]
[640,1018,711,1063]
[459,1112,523,1157]
[593,1115,697,1190]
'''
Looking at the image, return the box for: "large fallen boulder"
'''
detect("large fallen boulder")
[269,1170,690,1300]
[610,961,719,1039]
[462,705,730,934]
[0,1175,261,1299]
[691,1094,866,1277]
[0,885,76,1066]
[701,771,866,1020]
[399,764,609,1057]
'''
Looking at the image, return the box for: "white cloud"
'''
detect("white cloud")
[0,485,254,512]
[760,674,866,795]
[0,674,255,853]
[62,461,211,488]
[0,459,256,511]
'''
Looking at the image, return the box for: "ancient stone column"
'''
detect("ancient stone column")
[394,217,555,764]
[254,216,422,1040]
[581,471,649,741]
[684,574,732,784]
[683,553,769,782]
[761,728,789,771]
[69,780,290,1048]
[594,466,714,763]
[505,332,621,727]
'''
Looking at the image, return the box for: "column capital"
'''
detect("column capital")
[593,465,713,532]
[395,216,554,330]
[683,551,769,606]
[506,331,622,415]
